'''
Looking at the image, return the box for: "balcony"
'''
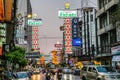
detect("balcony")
[96,0,119,17]
[97,24,115,35]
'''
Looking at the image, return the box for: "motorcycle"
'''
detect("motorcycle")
[57,72,62,80]
[46,72,51,80]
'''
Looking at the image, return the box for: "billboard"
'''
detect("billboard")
[111,45,120,55]
[72,38,82,46]
[72,18,79,38]
[58,10,77,18]
[27,19,42,26]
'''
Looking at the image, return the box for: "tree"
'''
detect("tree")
[6,46,27,69]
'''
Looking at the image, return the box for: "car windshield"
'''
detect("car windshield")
[97,66,116,72]
[17,72,28,78]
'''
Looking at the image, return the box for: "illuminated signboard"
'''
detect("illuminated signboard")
[32,26,39,52]
[64,18,72,54]
[72,18,79,38]
[58,10,77,18]
[25,52,40,58]
[72,38,82,46]
[27,19,42,26]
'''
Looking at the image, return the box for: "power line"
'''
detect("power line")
[38,36,63,39]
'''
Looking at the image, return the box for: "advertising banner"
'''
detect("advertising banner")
[4,0,12,21]
[72,38,82,46]
[111,45,120,55]
[0,0,4,21]
[0,42,2,55]
[64,18,72,54]
[72,18,79,38]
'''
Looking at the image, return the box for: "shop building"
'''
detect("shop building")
[96,0,120,65]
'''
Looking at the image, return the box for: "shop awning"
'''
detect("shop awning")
[112,55,120,61]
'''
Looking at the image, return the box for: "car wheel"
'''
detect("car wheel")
[97,78,101,80]
[82,76,87,80]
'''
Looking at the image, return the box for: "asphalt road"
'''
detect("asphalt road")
[31,73,81,80]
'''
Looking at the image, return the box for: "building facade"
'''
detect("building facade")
[96,0,120,65]
[77,7,97,62]
[15,0,32,52]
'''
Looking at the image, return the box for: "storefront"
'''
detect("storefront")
[95,53,112,65]
[111,45,120,68]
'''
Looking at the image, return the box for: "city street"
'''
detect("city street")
[1,1,120,80]
[31,73,81,80]
[31,73,45,80]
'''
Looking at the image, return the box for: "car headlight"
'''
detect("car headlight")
[102,75,110,79]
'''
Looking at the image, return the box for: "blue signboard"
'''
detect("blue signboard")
[72,38,82,46]
[72,18,79,38]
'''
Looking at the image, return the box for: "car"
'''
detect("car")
[62,68,73,74]
[12,71,30,80]
[80,65,120,80]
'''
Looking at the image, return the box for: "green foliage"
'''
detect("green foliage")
[6,46,27,67]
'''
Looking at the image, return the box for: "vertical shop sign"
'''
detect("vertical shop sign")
[0,0,4,21]
[4,0,12,21]
[64,18,72,54]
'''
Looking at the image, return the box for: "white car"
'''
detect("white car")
[12,71,30,80]
[80,65,120,80]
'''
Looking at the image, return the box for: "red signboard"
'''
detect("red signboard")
[64,18,72,54]
[55,44,62,48]
[32,26,39,52]
[0,47,2,55]
[0,0,4,21]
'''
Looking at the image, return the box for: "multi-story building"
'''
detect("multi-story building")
[96,0,120,66]
[15,0,32,52]
[77,1,97,62]
[27,0,33,52]
[0,0,15,69]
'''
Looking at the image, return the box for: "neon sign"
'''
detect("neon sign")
[58,10,77,18]
[27,19,42,26]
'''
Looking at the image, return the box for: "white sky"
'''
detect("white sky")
[30,0,97,54]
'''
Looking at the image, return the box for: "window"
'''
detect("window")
[100,33,110,53]
[82,67,87,71]
[110,29,117,44]
[99,0,105,9]
[90,15,93,21]
[92,67,97,72]
[97,67,107,72]
[100,13,107,29]
[88,67,92,72]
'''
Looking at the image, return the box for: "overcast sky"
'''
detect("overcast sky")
[30,0,97,54]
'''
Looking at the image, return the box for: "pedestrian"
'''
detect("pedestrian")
[57,68,62,80]
[46,69,51,80]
